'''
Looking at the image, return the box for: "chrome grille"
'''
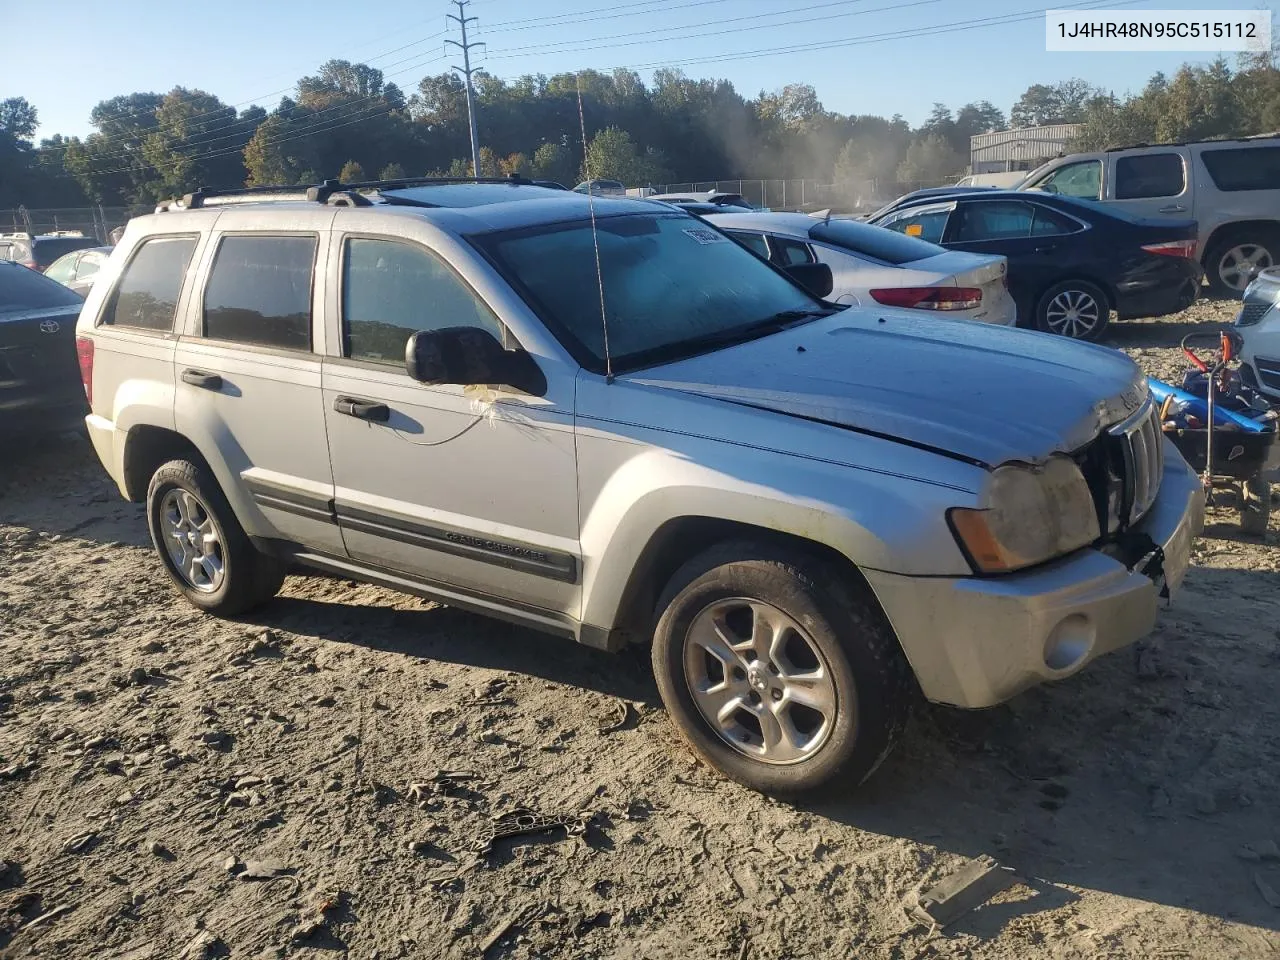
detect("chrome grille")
[1109,399,1164,525]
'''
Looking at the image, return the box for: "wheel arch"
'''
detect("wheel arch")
[121,425,209,502]
[1201,219,1280,267]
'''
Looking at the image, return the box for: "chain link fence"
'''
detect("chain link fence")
[647,176,965,213]
[1,206,134,244]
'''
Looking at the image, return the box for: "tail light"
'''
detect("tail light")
[76,336,94,405]
[18,259,39,271]
[1141,239,1197,259]
[870,286,983,311]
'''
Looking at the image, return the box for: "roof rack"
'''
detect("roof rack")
[1104,131,1280,152]
[156,173,536,212]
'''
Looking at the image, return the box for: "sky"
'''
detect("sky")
[10,0,1280,143]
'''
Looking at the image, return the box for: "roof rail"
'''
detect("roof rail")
[156,173,536,212]
[1103,131,1280,152]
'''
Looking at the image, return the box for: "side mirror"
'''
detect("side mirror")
[405,327,547,396]
[783,262,834,299]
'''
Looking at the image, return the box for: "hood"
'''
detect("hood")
[628,312,1147,467]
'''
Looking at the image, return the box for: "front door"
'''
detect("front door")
[320,233,580,616]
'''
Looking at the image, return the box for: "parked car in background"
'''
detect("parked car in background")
[1234,266,1280,402]
[0,231,101,273]
[1018,134,1280,294]
[573,179,627,197]
[956,172,1027,188]
[862,186,1000,222]
[868,190,1201,340]
[43,246,112,298]
[532,180,569,191]
[77,178,1204,796]
[0,261,89,436]
[648,190,756,210]
[707,211,1016,324]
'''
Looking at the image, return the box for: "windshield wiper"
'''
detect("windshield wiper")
[663,308,834,355]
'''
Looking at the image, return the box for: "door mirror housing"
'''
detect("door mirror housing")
[782,262,834,299]
[405,327,546,396]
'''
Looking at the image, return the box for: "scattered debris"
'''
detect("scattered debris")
[479,904,541,955]
[238,858,293,881]
[408,770,479,803]
[597,699,633,734]
[64,832,97,855]
[148,841,174,860]
[910,856,1018,928]
[472,809,588,859]
[22,903,74,930]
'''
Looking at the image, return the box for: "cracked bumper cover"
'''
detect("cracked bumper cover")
[863,443,1205,709]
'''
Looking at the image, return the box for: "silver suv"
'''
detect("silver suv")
[1019,134,1280,294]
[76,178,1204,796]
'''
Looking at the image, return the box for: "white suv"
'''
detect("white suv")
[1020,134,1280,294]
[76,178,1204,796]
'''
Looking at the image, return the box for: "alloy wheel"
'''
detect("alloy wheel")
[159,488,225,593]
[682,598,837,765]
[1218,243,1273,293]
[1044,288,1102,339]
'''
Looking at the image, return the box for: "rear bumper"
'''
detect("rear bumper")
[0,392,87,436]
[863,443,1204,708]
[84,414,130,498]
[1114,260,1202,319]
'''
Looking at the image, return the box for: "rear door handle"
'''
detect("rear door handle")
[1158,204,1187,213]
[181,369,223,390]
[334,396,390,422]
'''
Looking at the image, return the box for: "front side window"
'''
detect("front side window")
[1115,153,1185,200]
[477,213,822,373]
[342,237,504,365]
[43,253,79,284]
[952,201,1036,242]
[76,251,107,280]
[1030,159,1102,201]
[104,236,197,331]
[1201,146,1280,192]
[879,208,950,244]
[203,235,315,350]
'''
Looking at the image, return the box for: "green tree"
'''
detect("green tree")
[1010,79,1101,127]
[379,162,406,180]
[584,126,668,185]
[896,133,964,184]
[338,160,366,181]
[531,142,576,184]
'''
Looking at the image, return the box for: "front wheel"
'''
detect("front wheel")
[650,540,914,798]
[1035,280,1110,341]
[146,459,286,616]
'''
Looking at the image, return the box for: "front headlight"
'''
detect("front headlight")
[948,456,1100,574]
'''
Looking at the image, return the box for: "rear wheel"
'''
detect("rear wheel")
[146,459,285,615]
[650,540,914,798]
[1206,234,1276,296]
[1035,280,1110,341]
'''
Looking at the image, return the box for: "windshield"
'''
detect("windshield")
[476,213,822,373]
[810,219,946,265]
[0,263,83,311]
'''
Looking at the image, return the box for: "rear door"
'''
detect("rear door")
[942,198,1084,315]
[173,220,343,555]
[1105,149,1192,221]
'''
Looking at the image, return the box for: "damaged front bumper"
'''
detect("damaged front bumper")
[863,441,1205,709]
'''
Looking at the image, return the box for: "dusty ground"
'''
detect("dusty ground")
[1,300,1278,960]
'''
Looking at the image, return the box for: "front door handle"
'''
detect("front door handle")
[1034,243,1058,254]
[181,369,223,390]
[1158,204,1188,213]
[334,396,390,422]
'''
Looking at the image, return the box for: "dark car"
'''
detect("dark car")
[0,261,89,435]
[863,186,999,222]
[0,232,102,273]
[867,190,1201,340]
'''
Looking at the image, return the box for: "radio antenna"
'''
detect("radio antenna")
[576,75,613,383]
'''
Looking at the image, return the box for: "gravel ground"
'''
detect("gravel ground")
[1,299,1278,960]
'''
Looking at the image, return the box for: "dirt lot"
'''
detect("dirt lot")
[1,300,1278,960]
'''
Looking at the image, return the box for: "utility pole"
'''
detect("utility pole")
[446,0,483,177]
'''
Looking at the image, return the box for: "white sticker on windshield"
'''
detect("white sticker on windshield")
[683,227,726,245]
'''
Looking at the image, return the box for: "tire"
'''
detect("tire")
[650,540,914,798]
[1240,477,1271,537]
[1206,233,1277,297]
[145,459,286,616]
[1035,279,1110,341]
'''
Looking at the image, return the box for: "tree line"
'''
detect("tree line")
[3,51,1280,212]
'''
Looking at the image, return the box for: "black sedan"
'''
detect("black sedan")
[867,190,1201,340]
[0,261,89,437]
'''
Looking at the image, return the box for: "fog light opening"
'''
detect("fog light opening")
[1044,614,1095,672]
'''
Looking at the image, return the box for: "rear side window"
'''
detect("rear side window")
[1201,146,1280,192]
[1115,153,1185,199]
[104,236,197,331]
[342,237,503,365]
[726,231,770,259]
[771,237,814,266]
[952,201,1036,241]
[1030,206,1079,236]
[203,236,315,350]
[880,208,950,244]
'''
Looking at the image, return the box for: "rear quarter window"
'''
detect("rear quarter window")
[1200,146,1280,192]
[103,236,198,332]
